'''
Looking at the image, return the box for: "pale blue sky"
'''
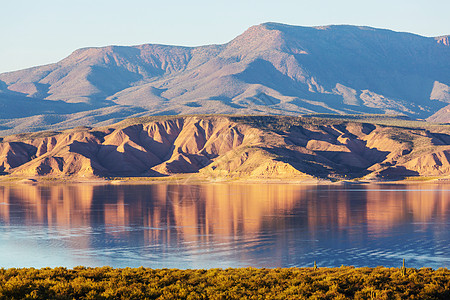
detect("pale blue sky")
[1,0,449,74]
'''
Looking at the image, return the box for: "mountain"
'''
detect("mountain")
[1,115,450,181]
[0,23,449,135]
[427,104,450,123]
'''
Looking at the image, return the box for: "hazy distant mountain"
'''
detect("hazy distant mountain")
[428,104,450,123]
[0,23,449,135]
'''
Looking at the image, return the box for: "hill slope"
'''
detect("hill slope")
[1,115,449,181]
[0,23,449,135]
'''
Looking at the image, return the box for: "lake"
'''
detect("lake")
[0,183,449,269]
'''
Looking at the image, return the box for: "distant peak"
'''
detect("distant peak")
[257,22,406,35]
[435,35,449,46]
[260,22,294,28]
[259,22,308,31]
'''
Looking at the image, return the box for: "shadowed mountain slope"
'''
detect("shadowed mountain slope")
[0,23,449,135]
[1,115,449,180]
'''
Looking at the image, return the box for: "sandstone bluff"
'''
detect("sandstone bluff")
[1,116,449,181]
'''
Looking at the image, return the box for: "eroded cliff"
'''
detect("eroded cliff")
[0,115,449,180]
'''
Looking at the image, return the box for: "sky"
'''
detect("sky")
[1,0,449,74]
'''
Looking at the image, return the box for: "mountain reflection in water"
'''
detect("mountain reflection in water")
[0,184,449,269]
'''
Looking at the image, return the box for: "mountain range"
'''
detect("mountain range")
[0,22,449,135]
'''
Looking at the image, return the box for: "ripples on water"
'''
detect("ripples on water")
[0,184,448,269]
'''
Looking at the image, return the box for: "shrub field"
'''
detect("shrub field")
[0,266,449,299]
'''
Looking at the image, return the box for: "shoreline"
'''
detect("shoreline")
[1,174,449,186]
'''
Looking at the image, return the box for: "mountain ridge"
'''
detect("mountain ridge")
[1,115,449,181]
[0,22,449,135]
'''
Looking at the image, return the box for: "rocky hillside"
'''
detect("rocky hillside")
[1,115,449,180]
[0,23,448,135]
[427,104,450,123]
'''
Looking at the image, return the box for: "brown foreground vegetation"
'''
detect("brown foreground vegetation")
[0,266,449,299]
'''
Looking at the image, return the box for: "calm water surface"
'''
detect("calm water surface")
[0,184,449,269]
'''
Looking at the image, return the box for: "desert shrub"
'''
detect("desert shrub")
[0,266,449,299]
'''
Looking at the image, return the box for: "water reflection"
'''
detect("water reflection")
[0,184,449,268]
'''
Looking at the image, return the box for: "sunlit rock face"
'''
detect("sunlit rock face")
[0,23,449,135]
[0,115,449,179]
